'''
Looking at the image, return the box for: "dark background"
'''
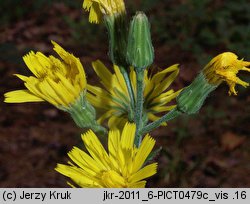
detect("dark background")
[0,0,249,187]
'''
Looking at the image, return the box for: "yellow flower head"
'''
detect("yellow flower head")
[56,123,157,187]
[203,52,250,95]
[4,41,86,108]
[87,60,181,128]
[83,0,126,23]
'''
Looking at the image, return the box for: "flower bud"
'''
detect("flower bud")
[127,12,154,69]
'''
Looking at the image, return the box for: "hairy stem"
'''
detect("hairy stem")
[134,69,145,147]
[140,108,181,135]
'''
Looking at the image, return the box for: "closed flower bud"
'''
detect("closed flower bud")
[127,12,154,69]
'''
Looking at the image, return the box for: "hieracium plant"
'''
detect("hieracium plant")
[4,1,250,187]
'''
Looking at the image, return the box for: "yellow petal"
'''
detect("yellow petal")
[97,110,115,124]
[14,74,29,82]
[129,68,137,95]
[151,64,179,83]
[128,181,146,188]
[38,79,66,106]
[113,65,129,96]
[89,2,102,23]
[108,115,127,130]
[120,123,136,150]
[151,105,176,113]
[23,51,44,78]
[129,163,157,183]
[4,90,44,103]
[81,130,110,170]
[151,90,180,106]
[147,113,166,126]
[55,164,101,187]
[108,129,120,160]
[68,147,102,175]
[83,0,92,10]
[56,73,79,99]
[149,69,179,100]
[87,84,112,108]
[92,60,113,90]
[132,135,155,173]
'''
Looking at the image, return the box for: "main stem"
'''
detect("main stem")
[134,69,144,147]
[140,108,181,135]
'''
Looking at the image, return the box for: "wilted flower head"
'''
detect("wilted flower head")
[87,60,181,129]
[56,123,157,187]
[4,41,86,109]
[83,0,126,23]
[203,52,250,95]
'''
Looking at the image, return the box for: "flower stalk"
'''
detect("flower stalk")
[103,12,138,121]
[126,12,154,146]
[140,108,181,135]
[134,68,145,146]
[141,52,250,135]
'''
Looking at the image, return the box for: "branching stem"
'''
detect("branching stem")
[140,108,181,135]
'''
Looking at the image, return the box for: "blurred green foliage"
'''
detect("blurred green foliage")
[64,16,106,48]
[0,0,80,26]
[1,0,50,26]
[141,0,250,63]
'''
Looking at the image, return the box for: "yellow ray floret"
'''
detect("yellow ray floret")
[4,41,86,108]
[203,52,250,95]
[55,123,157,188]
[83,0,126,23]
[87,60,181,128]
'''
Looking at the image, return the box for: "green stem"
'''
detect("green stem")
[134,69,145,147]
[140,108,181,135]
[120,66,135,120]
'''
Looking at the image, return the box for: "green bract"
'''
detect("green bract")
[176,73,217,114]
[127,12,154,69]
